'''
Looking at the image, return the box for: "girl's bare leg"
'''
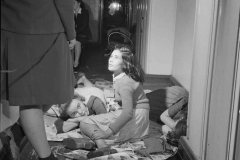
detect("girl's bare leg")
[19,105,52,158]
[74,41,81,67]
[80,122,108,148]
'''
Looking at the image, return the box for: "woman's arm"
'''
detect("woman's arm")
[53,0,76,40]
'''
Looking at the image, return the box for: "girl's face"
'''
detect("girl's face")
[66,99,88,118]
[108,50,123,75]
[73,0,80,10]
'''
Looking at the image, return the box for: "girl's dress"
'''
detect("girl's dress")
[82,73,150,142]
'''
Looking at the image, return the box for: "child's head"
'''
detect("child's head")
[167,118,187,140]
[108,44,145,83]
[60,96,89,118]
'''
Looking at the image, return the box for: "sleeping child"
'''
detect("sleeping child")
[160,96,188,146]
[46,74,109,134]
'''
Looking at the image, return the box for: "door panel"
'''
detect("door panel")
[135,0,149,71]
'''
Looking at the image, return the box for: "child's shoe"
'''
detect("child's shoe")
[63,138,96,150]
[87,147,117,159]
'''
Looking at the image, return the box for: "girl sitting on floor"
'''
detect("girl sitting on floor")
[72,44,150,149]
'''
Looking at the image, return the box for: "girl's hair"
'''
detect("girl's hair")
[114,44,145,83]
[75,0,85,9]
[58,95,82,119]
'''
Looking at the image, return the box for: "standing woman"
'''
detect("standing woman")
[79,44,150,149]
[1,0,76,160]
[73,0,92,68]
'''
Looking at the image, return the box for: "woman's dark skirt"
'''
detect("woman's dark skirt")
[1,30,76,106]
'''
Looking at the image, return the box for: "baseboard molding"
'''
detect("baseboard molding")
[145,74,170,78]
[143,74,171,90]
[178,137,198,160]
[144,74,187,88]
[169,76,183,86]
[145,74,170,82]
[169,76,189,93]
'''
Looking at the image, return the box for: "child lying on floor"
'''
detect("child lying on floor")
[160,96,188,146]
[46,74,109,133]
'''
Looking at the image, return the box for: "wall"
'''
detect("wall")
[171,0,196,91]
[83,0,100,43]
[187,0,217,159]
[131,0,137,26]
[146,0,177,75]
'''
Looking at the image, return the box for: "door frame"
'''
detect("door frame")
[135,0,150,72]
[201,0,240,159]
[231,21,240,160]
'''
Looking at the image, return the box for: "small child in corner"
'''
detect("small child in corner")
[160,97,188,146]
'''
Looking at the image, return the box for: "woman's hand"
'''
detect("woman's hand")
[90,128,113,140]
[69,39,76,50]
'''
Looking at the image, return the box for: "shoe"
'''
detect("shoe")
[86,147,117,159]
[0,127,20,160]
[63,138,96,150]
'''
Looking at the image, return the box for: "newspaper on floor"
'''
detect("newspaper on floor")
[89,152,136,160]
[59,149,89,159]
